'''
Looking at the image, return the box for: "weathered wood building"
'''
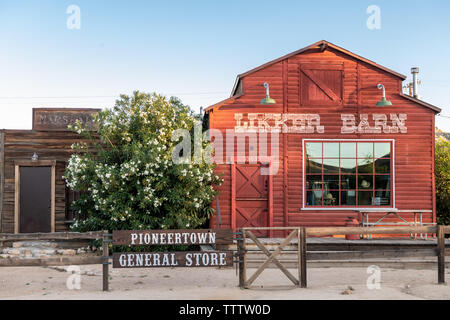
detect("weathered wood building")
[206,40,441,236]
[0,108,99,233]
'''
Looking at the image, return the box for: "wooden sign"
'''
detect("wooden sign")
[234,112,407,134]
[112,229,233,246]
[112,251,233,268]
[32,108,100,131]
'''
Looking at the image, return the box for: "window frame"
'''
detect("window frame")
[302,139,396,210]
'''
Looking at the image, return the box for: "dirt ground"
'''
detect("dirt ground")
[0,265,449,300]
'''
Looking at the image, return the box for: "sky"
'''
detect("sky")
[0,0,449,130]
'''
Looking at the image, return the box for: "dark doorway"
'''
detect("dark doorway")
[20,166,52,233]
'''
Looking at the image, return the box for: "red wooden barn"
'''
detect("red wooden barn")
[205,40,441,237]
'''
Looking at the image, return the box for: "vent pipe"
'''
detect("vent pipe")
[411,67,420,99]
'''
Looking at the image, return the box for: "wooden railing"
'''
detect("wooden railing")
[237,225,450,289]
[0,231,110,291]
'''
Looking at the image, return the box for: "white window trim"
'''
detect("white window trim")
[301,138,396,211]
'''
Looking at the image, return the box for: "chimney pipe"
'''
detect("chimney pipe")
[411,67,420,99]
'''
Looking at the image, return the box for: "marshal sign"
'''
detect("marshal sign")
[112,229,234,268]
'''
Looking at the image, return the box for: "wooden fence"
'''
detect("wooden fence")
[0,231,111,291]
[237,225,450,289]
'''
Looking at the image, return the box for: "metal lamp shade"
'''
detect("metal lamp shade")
[260,95,276,105]
[376,97,392,106]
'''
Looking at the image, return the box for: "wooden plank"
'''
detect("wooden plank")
[112,251,233,268]
[237,232,245,288]
[0,255,102,267]
[14,160,56,167]
[112,229,233,246]
[241,226,437,235]
[244,260,450,270]
[306,226,437,236]
[299,227,307,288]
[14,165,19,234]
[307,249,437,260]
[438,225,445,284]
[102,231,109,291]
[0,231,103,241]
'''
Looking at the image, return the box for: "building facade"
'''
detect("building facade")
[0,108,99,233]
[206,40,441,236]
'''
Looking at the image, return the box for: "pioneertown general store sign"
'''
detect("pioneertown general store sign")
[234,113,407,134]
[112,229,233,268]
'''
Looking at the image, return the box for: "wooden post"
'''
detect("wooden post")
[237,229,246,288]
[299,227,307,288]
[102,230,109,291]
[437,225,445,284]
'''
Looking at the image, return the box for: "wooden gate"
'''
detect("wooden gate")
[232,164,271,237]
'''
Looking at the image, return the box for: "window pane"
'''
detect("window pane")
[323,158,339,173]
[357,158,374,173]
[323,143,339,158]
[358,175,373,189]
[375,158,390,174]
[306,191,322,206]
[304,140,393,208]
[341,175,356,189]
[341,190,356,205]
[341,159,357,174]
[306,143,322,158]
[324,175,339,190]
[306,159,322,173]
[306,175,323,190]
[374,191,391,206]
[323,190,339,206]
[340,143,356,158]
[375,175,390,190]
[358,191,373,206]
[357,143,373,158]
[374,143,391,158]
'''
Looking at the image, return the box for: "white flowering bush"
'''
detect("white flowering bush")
[64,91,222,232]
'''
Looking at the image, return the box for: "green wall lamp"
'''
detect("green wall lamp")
[376,84,392,106]
[260,82,276,105]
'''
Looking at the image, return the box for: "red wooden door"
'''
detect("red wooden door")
[234,164,269,237]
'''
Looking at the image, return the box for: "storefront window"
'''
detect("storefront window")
[305,141,393,208]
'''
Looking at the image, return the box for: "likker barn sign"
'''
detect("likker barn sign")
[234,113,407,134]
[112,229,233,268]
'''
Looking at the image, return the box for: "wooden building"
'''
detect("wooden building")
[0,108,99,233]
[205,40,441,236]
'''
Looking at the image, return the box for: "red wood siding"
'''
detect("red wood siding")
[208,46,436,233]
